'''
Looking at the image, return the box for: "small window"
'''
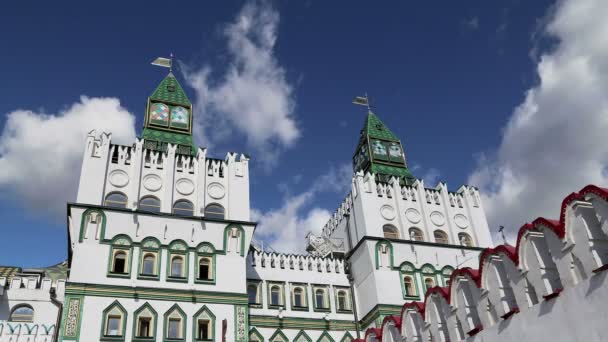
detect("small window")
[315,289,326,309]
[434,230,449,244]
[293,287,304,307]
[171,256,184,278]
[424,277,435,291]
[173,200,194,216]
[104,192,128,208]
[112,251,127,274]
[197,319,210,340]
[142,253,156,276]
[168,318,181,339]
[409,228,424,241]
[383,224,399,239]
[137,317,152,337]
[458,233,474,247]
[9,305,34,322]
[204,203,225,220]
[404,276,416,296]
[198,258,211,280]
[248,284,259,304]
[106,315,122,336]
[270,285,281,306]
[139,196,161,213]
[337,290,348,311]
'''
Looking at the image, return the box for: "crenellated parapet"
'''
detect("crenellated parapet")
[248,250,346,274]
[362,184,608,342]
[0,321,56,342]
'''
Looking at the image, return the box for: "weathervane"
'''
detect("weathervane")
[352,93,372,111]
[151,53,174,72]
[498,225,507,244]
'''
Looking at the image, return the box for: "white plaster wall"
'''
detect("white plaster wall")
[252,327,356,342]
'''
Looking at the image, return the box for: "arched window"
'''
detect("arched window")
[337,290,349,311]
[458,233,474,247]
[248,284,259,304]
[198,258,211,280]
[9,305,34,322]
[293,287,305,307]
[270,285,282,306]
[383,224,399,239]
[403,276,415,296]
[194,306,215,341]
[424,277,435,291]
[139,196,161,213]
[113,251,127,274]
[315,289,327,309]
[204,203,225,220]
[134,304,156,339]
[170,256,184,278]
[409,228,424,241]
[142,254,156,276]
[172,200,194,216]
[433,230,449,244]
[104,192,127,208]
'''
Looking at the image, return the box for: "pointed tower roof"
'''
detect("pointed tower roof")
[149,72,192,106]
[353,111,416,184]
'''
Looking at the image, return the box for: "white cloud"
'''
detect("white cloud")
[462,16,480,31]
[0,96,136,219]
[468,0,608,240]
[183,0,299,167]
[252,163,351,253]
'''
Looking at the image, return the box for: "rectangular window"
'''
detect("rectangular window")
[168,318,181,338]
[137,317,151,337]
[197,320,210,340]
[106,316,121,336]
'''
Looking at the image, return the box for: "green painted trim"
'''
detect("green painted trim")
[192,305,216,341]
[194,253,216,284]
[359,304,402,330]
[59,295,84,341]
[290,283,309,311]
[269,329,289,342]
[99,300,127,341]
[65,282,248,305]
[374,241,394,269]
[333,287,353,313]
[340,332,355,342]
[294,330,312,342]
[267,282,286,308]
[398,262,420,300]
[137,241,161,281]
[106,240,133,278]
[420,263,439,292]
[249,327,264,341]
[312,285,331,312]
[163,304,187,341]
[166,242,190,282]
[234,304,249,342]
[248,315,356,331]
[132,302,158,341]
[223,224,246,256]
[317,331,335,342]
[78,208,106,242]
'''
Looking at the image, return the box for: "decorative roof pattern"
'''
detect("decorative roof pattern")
[0,266,20,281]
[149,72,192,106]
[363,111,399,141]
[142,128,193,146]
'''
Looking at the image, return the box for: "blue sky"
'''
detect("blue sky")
[3,0,608,267]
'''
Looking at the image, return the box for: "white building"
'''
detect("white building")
[1,70,607,342]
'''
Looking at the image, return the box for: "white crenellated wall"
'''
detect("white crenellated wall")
[321,172,492,252]
[0,277,64,342]
[76,131,250,221]
[365,184,608,342]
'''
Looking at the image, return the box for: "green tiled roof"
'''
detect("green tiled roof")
[371,163,415,182]
[149,72,192,107]
[0,266,20,281]
[42,261,68,282]
[363,111,399,141]
[142,128,193,146]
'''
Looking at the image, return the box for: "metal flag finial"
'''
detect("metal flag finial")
[352,93,372,111]
[151,55,173,72]
[498,225,507,245]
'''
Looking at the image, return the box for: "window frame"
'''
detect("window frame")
[193,305,215,341]
[334,287,352,313]
[107,236,133,279]
[9,304,34,322]
[312,285,330,312]
[290,283,309,311]
[247,281,262,307]
[382,224,400,239]
[195,252,215,285]
[100,301,127,341]
[166,241,189,283]
[139,196,162,213]
[267,282,285,309]
[409,227,425,242]
[104,192,128,209]
[458,232,474,247]
[204,203,225,220]
[137,238,161,281]
[420,264,438,293]
[163,305,186,341]
[433,230,449,244]
[132,302,157,342]
[172,199,194,216]
[399,262,420,300]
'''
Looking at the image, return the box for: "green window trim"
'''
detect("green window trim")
[78,208,106,242]
[374,241,394,269]
[290,284,309,311]
[294,330,312,342]
[138,239,162,281]
[317,331,336,342]
[99,301,127,341]
[267,282,286,309]
[249,327,264,341]
[194,253,216,285]
[269,329,289,342]
[59,295,84,340]
[334,287,353,313]
[163,304,187,342]
[247,280,262,306]
[312,285,331,313]
[223,224,246,256]
[107,236,133,278]
[193,305,216,341]
[166,240,190,283]
[420,263,439,292]
[132,302,158,342]
[441,266,455,287]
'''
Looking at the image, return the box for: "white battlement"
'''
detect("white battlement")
[0,321,56,342]
[248,250,346,274]
[76,131,251,221]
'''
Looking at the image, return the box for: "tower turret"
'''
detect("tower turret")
[352,110,415,184]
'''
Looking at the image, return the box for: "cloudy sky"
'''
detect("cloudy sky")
[2,0,607,267]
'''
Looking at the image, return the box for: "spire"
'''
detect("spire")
[353,110,415,184]
[142,72,195,155]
